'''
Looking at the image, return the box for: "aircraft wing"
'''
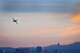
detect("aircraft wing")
[15,21,18,24]
[12,17,15,20]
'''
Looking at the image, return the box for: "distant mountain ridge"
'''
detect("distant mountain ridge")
[45,42,80,49]
[44,42,80,53]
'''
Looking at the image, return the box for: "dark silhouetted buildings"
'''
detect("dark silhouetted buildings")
[36,46,43,53]
[15,48,31,53]
[0,42,80,53]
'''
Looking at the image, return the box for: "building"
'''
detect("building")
[36,46,43,53]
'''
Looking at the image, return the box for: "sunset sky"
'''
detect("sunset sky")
[0,0,80,47]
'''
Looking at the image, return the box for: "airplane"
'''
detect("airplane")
[12,17,18,24]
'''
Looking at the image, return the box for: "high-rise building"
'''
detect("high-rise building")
[22,48,31,53]
[15,48,31,53]
[16,48,23,53]
[1,47,13,53]
[36,46,43,53]
[0,48,3,53]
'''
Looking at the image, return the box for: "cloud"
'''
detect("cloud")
[59,25,80,37]
[70,15,80,23]
[29,27,60,35]
[28,25,80,37]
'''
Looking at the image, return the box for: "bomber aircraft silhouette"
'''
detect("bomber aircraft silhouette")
[12,17,18,24]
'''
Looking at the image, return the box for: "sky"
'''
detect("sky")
[0,0,80,47]
[0,0,78,12]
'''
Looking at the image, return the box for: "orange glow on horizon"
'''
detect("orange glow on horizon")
[71,14,80,23]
